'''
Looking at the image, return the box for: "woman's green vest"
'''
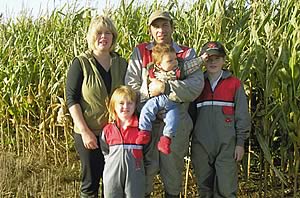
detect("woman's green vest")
[75,50,127,135]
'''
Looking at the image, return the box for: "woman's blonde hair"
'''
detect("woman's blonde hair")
[152,43,176,64]
[108,86,137,121]
[86,15,118,51]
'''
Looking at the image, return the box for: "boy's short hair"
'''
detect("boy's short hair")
[152,43,176,64]
[200,41,226,57]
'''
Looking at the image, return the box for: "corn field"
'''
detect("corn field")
[0,0,299,197]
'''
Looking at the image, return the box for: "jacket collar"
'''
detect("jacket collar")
[204,69,232,80]
[116,115,139,128]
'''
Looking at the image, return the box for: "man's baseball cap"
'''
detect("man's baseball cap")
[148,10,172,26]
[200,41,226,56]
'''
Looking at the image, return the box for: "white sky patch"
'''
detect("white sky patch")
[0,0,195,20]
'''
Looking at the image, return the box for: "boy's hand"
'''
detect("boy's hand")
[234,145,245,161]
[200,52,209,62]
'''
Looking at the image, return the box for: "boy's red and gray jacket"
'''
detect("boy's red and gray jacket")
[193,70,250,149]
[100,115,143,168]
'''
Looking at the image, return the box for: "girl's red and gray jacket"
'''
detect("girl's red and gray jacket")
[193,70,250,150]
[100,115,144,169]
[100,115,145,196]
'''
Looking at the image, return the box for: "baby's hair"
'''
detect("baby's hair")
[152,43,176,64]
[108,85,137,121]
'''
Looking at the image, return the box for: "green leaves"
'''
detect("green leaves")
[256,131,288,186]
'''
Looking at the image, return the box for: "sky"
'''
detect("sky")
[0,0,196,20]
[0,0,122,19]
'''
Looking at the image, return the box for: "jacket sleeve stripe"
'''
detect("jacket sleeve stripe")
[110,144,143,150]
[197,101,234,108]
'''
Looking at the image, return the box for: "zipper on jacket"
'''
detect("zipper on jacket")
[113,122,126,166]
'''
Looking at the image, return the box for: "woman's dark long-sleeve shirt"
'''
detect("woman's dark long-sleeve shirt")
[66,57,112,108]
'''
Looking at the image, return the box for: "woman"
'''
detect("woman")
[66,15,127,198]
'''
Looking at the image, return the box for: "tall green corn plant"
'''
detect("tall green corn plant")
[32,7,91,164]
[248,0,294,195]
[276,0,300,196]
[0,16,37,155]
[112,0,152,59]
[225,0,252,80]
[171,0,208,50]
[0,4,91,163]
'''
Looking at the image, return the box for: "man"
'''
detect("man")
[125,10,204,197]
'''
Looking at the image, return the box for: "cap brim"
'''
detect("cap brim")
[148,16,171,25]
[206,49,224,56]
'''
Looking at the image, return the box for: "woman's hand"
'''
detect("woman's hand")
[149,78,165,97]
[69,104,98,150]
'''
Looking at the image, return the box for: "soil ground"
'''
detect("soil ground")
[0,151,297,198]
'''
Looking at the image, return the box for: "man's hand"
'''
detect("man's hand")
[234,145,245,161]
[156,109,166,120]
[81,129,98,150]
[149,79,165,97]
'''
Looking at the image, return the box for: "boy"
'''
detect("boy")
[191,41,251,197]
[136,43,207,155]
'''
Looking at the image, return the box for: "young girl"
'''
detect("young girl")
[100,85,145,198]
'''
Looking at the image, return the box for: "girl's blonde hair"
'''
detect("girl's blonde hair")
[108,86,137,121]
[152,43,176,64]
[86,15,118,51]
